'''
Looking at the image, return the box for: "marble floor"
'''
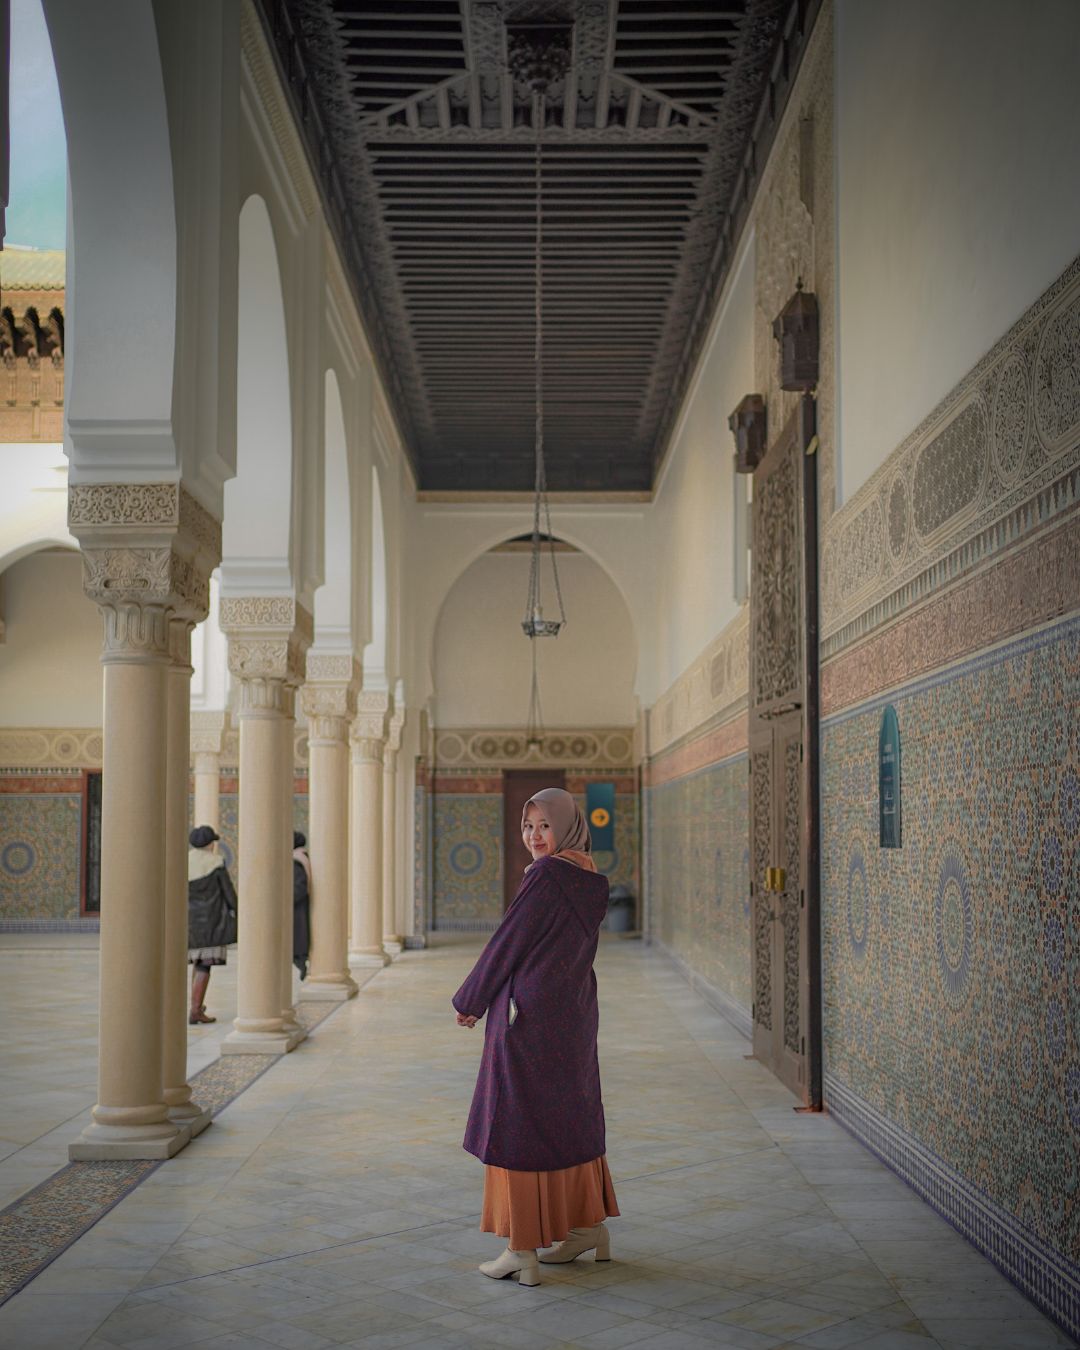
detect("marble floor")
[0,935,1073,1350]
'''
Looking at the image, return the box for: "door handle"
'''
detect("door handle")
[764,866,787,892]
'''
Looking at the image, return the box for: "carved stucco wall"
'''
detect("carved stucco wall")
[753,3,835,521]
[818,254,1080,1332]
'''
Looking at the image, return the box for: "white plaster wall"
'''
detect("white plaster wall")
[0,550,102,725]
[649,237,755,695]
[0,445,73,571]
[401,501,652,710]
[836,0,1080,501]
[433,552,637,728]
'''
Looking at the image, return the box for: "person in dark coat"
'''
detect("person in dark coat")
[452,787,619,1288]
[187,825,237,1025]
[292,831,311,981]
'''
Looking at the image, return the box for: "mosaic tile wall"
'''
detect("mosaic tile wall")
[431,788,640,931]
[0,772,310,921]
[433,793,503,929]
[0,776,83,919]
[646,752,751,1018]
[821,614,1080,1269]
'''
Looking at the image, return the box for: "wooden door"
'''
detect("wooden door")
[503,769,565,911]
[748,395,822,1106]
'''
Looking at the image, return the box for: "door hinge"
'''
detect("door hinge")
[801,1035,806,1055]
[751,1001,755,1019]
[800,888,805,908]
[749,881,755,897]
[799,742,804,763]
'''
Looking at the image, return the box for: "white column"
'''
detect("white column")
[301,655,360,1000]
[382,705,406,954]
[220,596,311,1055]
[349,693,390,967]
[280,715,302,1033]
[162,620,211,1135]
[190,711,227,835]
[67,482,219,1161]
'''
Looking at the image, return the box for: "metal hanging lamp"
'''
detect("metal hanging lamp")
[508,22,572,749]
[519,81,567,643]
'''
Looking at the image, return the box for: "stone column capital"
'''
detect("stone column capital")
[350,731,385,765]
[302,650,359,744]
[70,483,222,630]
[220,595,313,686]
[221,595,313,721]
[190,710,228,756]
[351,688,391,757]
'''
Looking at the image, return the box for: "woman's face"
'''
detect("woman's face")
[522,803,557,861]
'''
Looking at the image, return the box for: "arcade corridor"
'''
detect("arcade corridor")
[0,936,1070,1350]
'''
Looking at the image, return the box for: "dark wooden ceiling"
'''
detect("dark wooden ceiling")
[261,0,814,491]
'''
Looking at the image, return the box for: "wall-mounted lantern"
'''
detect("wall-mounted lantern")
[728,394,768,473]
[772,279,819,391]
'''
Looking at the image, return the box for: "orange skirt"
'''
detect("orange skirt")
[481,1156,620,1252]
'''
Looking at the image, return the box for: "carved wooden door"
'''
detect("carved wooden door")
[749,396,822,1106]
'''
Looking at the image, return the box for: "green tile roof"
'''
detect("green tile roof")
[0,249,66,291]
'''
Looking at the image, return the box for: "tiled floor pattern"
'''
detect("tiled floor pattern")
[0,937,1074,1350]
[0,998,344,1307]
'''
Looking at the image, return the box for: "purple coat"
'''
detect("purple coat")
[452,856,610,1172]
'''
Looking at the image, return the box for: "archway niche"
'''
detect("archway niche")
[221,194,293,588]
[363,464,389,689]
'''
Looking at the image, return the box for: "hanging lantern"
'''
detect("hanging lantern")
[729,394,767,473]
[772,279,819,392]
[520,87,567,643]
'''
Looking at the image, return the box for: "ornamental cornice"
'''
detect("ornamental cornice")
[68,483,221,557]
[239,1,317,220]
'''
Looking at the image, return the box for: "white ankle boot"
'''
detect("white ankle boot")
[539,1223,611,1264]
[478,1246,541,1286]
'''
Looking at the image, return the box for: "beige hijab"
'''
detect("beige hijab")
[522,787,597,872]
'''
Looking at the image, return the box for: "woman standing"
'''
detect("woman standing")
[452,787,619,1288]
[187,825,238,1025]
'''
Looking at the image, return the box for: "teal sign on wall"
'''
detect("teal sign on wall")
[879,705,902,849]
[586,782,616,852]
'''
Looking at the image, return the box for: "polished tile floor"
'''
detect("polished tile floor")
[0,935,1073,1350]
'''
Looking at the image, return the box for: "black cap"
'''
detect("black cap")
[189,825,220,848]
[293,831,307,849]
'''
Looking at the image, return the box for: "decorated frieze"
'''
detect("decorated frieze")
[647,606,749,760]
[433,727,635,771]
[0,728,104,769]
[822,254,1080,659]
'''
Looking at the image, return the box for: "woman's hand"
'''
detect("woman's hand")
[455,1010,479,1028]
